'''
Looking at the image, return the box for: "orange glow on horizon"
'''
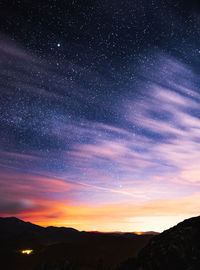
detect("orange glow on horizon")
[14,191,200,233]
[135,232,142,235]
[3,170,200,233]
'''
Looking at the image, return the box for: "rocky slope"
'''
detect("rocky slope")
[117,216,200,270]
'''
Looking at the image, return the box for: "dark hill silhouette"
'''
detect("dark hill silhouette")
[0,217,44,237]
[117,215,200,270]
[0,217,153,270]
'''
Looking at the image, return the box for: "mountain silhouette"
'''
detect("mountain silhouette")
[117,215,200,270]
[0,217,44,237]
[0,217,153,270]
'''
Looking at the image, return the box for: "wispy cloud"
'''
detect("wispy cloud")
[1,37,200,231]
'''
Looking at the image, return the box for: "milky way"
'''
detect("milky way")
[1,0,200,231]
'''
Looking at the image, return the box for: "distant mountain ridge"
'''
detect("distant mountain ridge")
[0,216,83,248]
[0,216,158,237]
[0,216,156,251]
[0,217,44,237]
[0,216,154,270]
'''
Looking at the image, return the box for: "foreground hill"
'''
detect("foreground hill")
[0,217,153,270]
[117,215,200,270]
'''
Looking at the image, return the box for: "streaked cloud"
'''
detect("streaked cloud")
[1,37,200,232]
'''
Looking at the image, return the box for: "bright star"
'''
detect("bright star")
[57,43,61,47]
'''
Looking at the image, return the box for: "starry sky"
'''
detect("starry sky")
[1,0,200,232]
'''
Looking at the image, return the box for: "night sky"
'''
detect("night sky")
[1,0,200,232]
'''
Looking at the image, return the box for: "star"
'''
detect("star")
[57,43,61,47]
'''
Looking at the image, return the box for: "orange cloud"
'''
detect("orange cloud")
[12,192,200,233]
